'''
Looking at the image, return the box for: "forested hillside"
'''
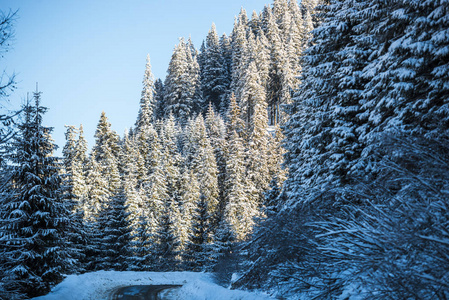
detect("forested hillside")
[233,0,449,299]
[1,0,448,299]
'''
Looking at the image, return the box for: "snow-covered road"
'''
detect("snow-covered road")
[31,271,274,300]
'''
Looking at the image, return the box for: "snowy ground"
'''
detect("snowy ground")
[31,271,274,300]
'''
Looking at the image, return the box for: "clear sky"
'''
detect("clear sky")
[1,0,268,155]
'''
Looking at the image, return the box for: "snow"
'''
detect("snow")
[31,271,274,300]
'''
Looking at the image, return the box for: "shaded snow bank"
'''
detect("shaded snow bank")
[32,271,273,300]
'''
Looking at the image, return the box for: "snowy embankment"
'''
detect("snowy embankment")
[31,271,273,300]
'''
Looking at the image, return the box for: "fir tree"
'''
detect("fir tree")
[219,33,233,114]
[201,24,228,113]
[178,167,200,249]
[185,41,203,115]
[164,39,202,123]
[155,196,181,271]
[153,79,166,121]
[92,112,121,195]
[223,130,250,240]
[136,54,156,130]
[184,195,214,271]
[72,124,89,212]
[0,91,72,297]
[227,92,246,140]
[129,215,155,271]
[184,115,220,233]
[205,103,228,217]
[96,186,132,271]
[230,18,249,102]
[141,127,166,241]
[83,157,108,271]
[62,125,87,273]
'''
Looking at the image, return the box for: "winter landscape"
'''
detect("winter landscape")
[0,0,448,299]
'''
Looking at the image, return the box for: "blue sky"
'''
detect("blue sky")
[1,0,268,155]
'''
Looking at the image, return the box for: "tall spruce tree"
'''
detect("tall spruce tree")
[223,129,249,240]
[201,24,228,113]
[155,195,181,271]
[92,112,121,195]
[0,91,72,298]
[62,125,87,273]
[184,115,220,232]
[219,33,233,114]
[230,17,249,102]
[164,39,202,123]
[153,78,166,121]
[96,185,132,271]
[205,103,228,217]
[178,167,200,249]
[184,195,215,271]
[136,54,156,129]
[71,124,89,214]
[141,125,166,240]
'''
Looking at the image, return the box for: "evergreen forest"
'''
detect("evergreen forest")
[1,0,448,299]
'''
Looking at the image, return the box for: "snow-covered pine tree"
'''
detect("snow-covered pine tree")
[183,195,214,271]
[361,0,449,141]
[205,103,228,218]
[155,195,181,271]
[230,16,249,103]
[129,215,156,271]
[91,112,121,195]
[164,39,200,123]
[273,0,292,39]
[0,91,72,297]
[266,125,287,195]
[227,92,246,141]
[61,125,87,273]
[95,156,124,270]
[136,54,156,130]
[62,125,78,178]
[96,185,132,271]
[72,124,89,211]
[83,157,108,271]
[153,79,166,121]
[159,119,184,249]
[223,129,250,240]
[119,131,148,271]
[264,4,287,126]
[184,115,220,233]
[85,113,121,271]
[201,24,228,113]
[185,41,204,116]
[178,167,200,249]
[282,0,372,201]
[228,62,271,239]
[249,10,262,36]
[240,61,267,136]
[120,131,140,222]
[141,126,166,242]
[219,33,233,114]
[71,125,90,271]
[164,40,189,122]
